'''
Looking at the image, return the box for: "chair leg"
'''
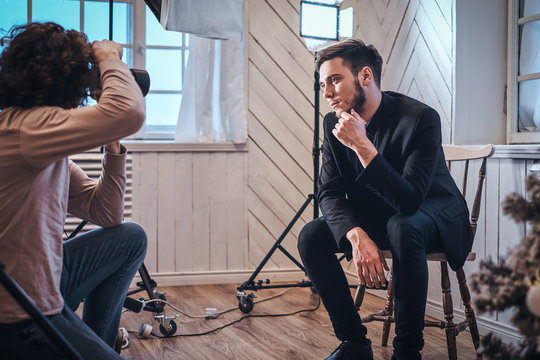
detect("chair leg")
[456,268,481,355]
[354,283,366,310]
[381,268,394,347]
[441,262,457,360]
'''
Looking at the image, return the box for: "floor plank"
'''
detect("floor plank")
[119,284,477,359]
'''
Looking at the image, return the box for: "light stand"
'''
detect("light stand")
[235,1,356,313]
[235,69,322,313]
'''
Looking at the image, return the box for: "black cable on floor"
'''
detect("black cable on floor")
[130,296,321,338]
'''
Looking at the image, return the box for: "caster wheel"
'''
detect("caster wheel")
[159,320,177,337]
[238,296,254,313]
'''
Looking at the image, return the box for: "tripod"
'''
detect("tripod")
[236,71,353,313]
[68,221,178,336]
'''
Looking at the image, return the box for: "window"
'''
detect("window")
[507,0,540,143]
[139,4,189,139]
[0,0,189,140]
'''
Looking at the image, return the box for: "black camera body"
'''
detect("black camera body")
[91,65,150,98]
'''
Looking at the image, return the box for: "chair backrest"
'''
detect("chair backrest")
[442,144,494,238]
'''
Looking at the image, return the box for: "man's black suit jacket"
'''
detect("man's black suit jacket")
[318,91,473,271]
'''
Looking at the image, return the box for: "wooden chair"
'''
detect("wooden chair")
[353,144,494,360]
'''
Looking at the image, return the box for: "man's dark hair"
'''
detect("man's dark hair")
[0,22,99,110]
[315,39,383,88]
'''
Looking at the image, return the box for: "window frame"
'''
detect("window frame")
[2,0,189,140]
[507,0,540,143]
[131,0,189,140]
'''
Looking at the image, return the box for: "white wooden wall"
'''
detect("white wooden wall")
[130,150,248,285]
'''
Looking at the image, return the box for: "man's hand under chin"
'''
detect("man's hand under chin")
[332,109,378,168]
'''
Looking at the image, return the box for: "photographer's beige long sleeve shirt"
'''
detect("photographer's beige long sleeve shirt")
[0,59,145,322]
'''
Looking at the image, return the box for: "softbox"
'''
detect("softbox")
[143,0,244,41]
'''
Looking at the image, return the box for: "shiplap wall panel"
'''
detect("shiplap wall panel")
[482,158,501,323]
[248,212,282,269]
[248,38,315,138]
[497,159,526,324]
[192,153,211,271]
[209,152,228,271]
[157,153,176,273]
[247,191,291,268]
[461,159,486,314]
[250,161,306,240]
[132,152,158,273]
[225,152,247,270]
[131,150,247,276]
[379,0,411,61]
[382,0,420,90]
[174,153,194,272]
[416,1,452,88]
[249,2,312,94]
[248,69,312,173]
[251,144,314,222]
[249,114,312,193]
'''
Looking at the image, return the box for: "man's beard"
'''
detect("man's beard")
[350,78,366,114]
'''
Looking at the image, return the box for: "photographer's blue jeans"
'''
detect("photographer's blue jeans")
[298,212,442,360]
[61,221,147,348]
[0,221,147,359]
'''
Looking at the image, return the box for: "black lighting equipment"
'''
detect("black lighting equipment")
[235,0,360,314]
[0,262,83,360]
[299,1,339,40]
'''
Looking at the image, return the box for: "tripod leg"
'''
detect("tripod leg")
[240,195,314,288]
[138,263,157,299]
[0,263,83,360]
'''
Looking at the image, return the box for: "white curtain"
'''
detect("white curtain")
[174,36,245,143]
[160,0,246,142]
[519,0,540,130]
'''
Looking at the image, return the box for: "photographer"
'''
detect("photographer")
[0,22,147,358]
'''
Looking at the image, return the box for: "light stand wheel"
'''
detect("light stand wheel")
[238,295,254,313]
[159,320,177,337]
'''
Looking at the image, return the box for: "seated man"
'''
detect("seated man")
[0,22,147,358]
[297,39,472,360]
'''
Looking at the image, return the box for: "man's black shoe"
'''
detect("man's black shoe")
[325,340,373,360]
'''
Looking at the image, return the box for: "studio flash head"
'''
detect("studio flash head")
[130,69,150,97]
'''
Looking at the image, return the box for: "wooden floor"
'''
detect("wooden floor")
[119,284,478,360]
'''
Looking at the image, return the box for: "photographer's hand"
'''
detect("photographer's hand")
[92,40,123,63]
[104,141,121,154]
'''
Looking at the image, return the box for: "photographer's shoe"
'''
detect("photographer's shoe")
[325,339,373,360]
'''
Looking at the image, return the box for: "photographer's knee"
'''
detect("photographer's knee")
[119,221,147,254]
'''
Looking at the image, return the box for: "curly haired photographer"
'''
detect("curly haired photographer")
[0,22,147,359]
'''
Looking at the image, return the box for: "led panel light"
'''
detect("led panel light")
[300,1,339,41]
